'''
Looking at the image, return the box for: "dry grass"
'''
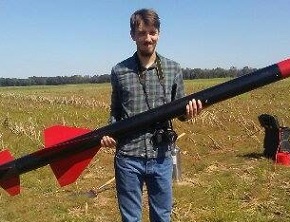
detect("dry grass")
[0,79,290,222]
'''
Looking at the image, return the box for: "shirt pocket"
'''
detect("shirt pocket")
[119,78,145,115]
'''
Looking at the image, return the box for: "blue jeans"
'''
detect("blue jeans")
[114,153,173,222]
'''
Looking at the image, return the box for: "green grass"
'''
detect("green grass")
[0,79,290,221]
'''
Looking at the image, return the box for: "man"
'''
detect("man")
[101,8,202,222]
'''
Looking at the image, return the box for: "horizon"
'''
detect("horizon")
[1,0,289,78]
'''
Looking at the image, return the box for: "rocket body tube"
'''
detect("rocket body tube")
[0,58,289,195]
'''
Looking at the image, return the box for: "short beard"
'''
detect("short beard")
[138,45,156,58]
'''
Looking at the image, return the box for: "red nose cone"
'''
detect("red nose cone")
[278,58,290,78]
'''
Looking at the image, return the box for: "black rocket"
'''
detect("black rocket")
[0,58,289,196]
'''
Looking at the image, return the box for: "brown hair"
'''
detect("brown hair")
[130,8,160,33]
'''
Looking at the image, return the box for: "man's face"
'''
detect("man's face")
[131,21,159,57]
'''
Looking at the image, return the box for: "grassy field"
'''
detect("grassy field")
[0,78,290,222]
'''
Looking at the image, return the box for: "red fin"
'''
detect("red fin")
[44,125,100,186]
[49,147,100,186]
[0,150,20,196]
[44,125,92,147]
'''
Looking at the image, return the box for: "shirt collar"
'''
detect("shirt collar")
[134,52,159,73]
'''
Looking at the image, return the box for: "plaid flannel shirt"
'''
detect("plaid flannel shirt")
[109,52,185,158]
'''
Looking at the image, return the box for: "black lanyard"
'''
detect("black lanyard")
[135,54,174,130]
[136,55,167,109]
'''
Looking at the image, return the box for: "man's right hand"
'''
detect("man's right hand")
[101,136,116,148]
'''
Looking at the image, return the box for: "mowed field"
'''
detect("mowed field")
[0,78,290,222]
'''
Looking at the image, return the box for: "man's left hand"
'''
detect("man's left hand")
[185,99,202,120]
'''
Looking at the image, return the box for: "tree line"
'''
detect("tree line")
[0,66,256,87]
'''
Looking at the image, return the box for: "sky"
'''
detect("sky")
[0,0,289,78]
